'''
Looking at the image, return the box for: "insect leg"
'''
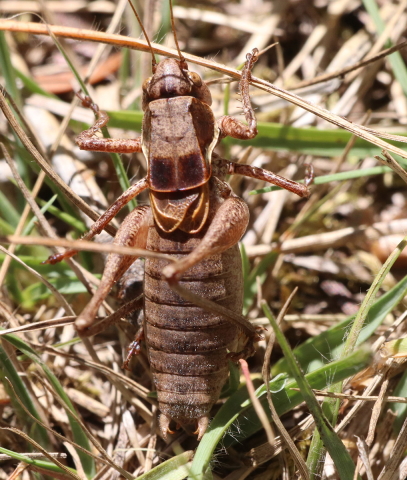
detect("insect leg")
[76,95,142,153]
[76,293,143,338]
[122,326,145,370]
[214,157,314,198]
[45,178,148,264]
[162,194,249,281]
[75,205,151,333]
[162,189,260,344]
[218,48,259,140]
[160,179,266,341]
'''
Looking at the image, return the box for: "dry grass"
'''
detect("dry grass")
[1,1,407,479]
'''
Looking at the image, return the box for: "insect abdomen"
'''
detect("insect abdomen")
[144,224,243,431]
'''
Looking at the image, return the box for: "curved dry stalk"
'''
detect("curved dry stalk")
[5,380,133,480]
[2,427,83,480]
[375,150,407,184]
[291,389,407,404]
[240,358,276,445]
[294,40,407,89]
[1,20,407,161]
[0,234,175,262]
[33,342,151,401]
[0,317,76,336]
[0,87,117,236]
[0,245,74,315]
[262,288,310,480]
[0,90,48,288]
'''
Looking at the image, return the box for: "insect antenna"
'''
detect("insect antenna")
[127,0,157,72]
[169,0,187,68]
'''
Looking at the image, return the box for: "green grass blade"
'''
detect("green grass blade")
[224,347,372,447]
[307,233,407,476]
[0,217,15,234]
[240,243,250,295]
[226,122,407,157]
[99,111,407,159]
[0,254,72,275]
[362,0,407,96]
[0,447,78,476]
[0,31,20,107]
[22,195,58,236]
[391,370,407,432]
[243,251,279,314]
[37,197,87,233]
[240,243,252,314]
[344,234,407,359]
[219,362,241,398]
[2,334,96,478]
[189,348,371,480]
[46,28,88,97]
[20,276,90,308]
[0,188,20,228]
[106,109,144,130]
[0,342,51,448]
[252,166,390,195]
[136,451,194,480]
[107,144,136,211]
[0,40,30,184]
[48,29,136,212]
[262,302,357,479]
[15,68,55,97]
[273,274,407,376]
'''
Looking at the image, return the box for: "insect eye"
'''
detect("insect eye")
[142,77,152,91]
[187,72,202,87]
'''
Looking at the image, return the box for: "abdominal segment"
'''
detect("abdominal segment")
[144,224,243,431]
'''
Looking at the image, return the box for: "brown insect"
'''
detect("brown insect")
[46,1,312,440]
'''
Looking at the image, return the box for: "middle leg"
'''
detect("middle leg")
[213,156,313,198]
[45,177,149,264]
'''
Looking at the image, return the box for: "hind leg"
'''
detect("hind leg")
[75,206,151,333]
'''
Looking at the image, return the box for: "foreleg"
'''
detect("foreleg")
[218,49,259,140]
[76,95,142,153]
